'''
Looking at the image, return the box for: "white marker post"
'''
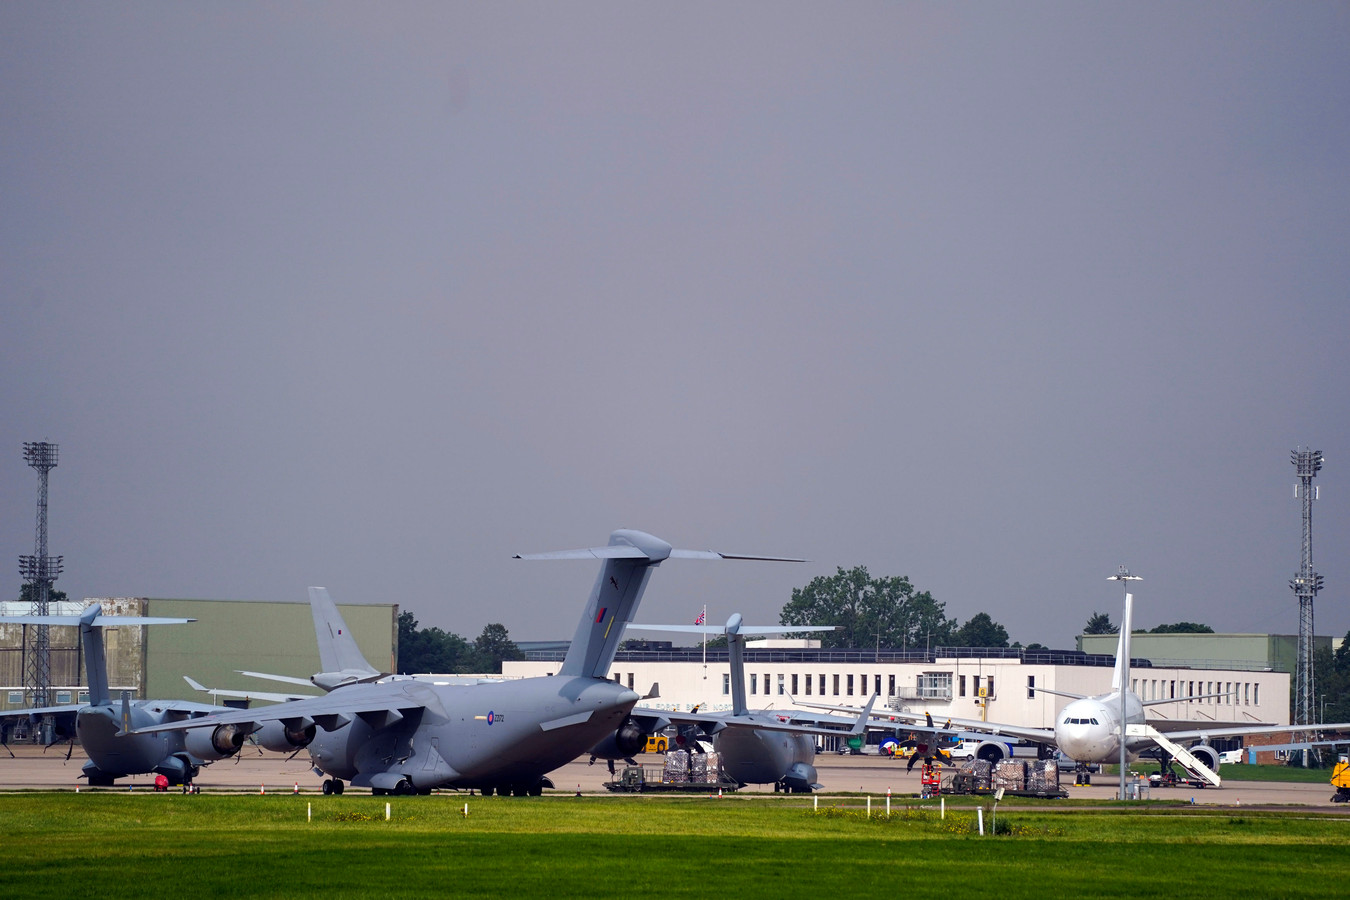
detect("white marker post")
[977,807,984,836]
[385,802,391,821]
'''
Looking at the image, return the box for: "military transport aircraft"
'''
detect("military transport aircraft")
[620,613,874,792]
[130,529,799,795]
[795,592,1350,787]
[0,604,243,785]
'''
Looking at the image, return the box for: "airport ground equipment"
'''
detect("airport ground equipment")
[1331,758,1350,803]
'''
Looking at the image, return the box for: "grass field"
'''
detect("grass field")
[4,793,1349,898]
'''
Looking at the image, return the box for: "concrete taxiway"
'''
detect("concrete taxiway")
[0,744,1339,805]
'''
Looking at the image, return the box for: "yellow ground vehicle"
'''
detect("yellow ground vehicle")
[644,734,668,753]
[1331,758,1350,803]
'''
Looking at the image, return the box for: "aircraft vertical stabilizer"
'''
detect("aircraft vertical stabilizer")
[1111,592,1134,693]
[308,587,380,678]
[80,604,110,707]
[552,531,672,679]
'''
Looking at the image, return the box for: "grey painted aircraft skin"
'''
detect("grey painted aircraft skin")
[626,614,870,792]
[133,529,797,795]
[0,605,240,785]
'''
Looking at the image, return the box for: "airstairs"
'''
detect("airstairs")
[1125,723,1222,787]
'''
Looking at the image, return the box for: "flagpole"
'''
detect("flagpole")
[701,603,707,679]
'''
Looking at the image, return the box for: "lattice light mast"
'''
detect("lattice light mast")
[19,442,63,733]
[1289,448,1323,765]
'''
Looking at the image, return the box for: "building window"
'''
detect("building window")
[1254,684,1259,706]
[916,672,953,701]
[627,673,634,690]
[751,674,758,694]
[959,675,966,698]
[723,674,730,695]
[847,674,854,696]
[6,691,19,704]
[1245,683,1250,705]
[56,691,71,704]
[1027,675,1035,699]
[888,674,896,697]
[777,674,785,696]
[792,674,799,695]
[804,675,811,696]
[819,674,825,695]
[832,674,840,696]
[78,691,89,703]
[986,676,995,698]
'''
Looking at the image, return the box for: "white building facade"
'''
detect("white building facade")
[503,645,1290,735]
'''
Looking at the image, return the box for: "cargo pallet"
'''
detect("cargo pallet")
[604,765,740,794]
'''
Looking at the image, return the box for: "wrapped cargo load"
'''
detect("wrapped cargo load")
[1027,759,1060,794]
[689,752,708,782]
[993,759,1026,791]
[700,751,722,784]
[662,749,689,783]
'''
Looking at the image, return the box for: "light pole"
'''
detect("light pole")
[1108,566,1141,801]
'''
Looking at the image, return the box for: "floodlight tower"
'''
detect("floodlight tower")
[18,442,63,729]
[1108,566,1141,801]
[1289,448,1324,764]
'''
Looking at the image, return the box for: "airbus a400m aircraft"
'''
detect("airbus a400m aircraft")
[625,614,873,792]
[0,605,242,785]
[131,529,798,795]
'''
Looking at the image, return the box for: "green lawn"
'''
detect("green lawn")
[3,793,1349,898]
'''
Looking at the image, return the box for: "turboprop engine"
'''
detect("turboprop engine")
[587,716,647,760]
[253,719,317,753]
[183,722,249,761]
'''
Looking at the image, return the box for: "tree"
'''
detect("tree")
[1083,612,1117,635]
[1148,622,1214,634]
[779,566,954,650]
[951,612,1010,648]
[472,623,524,673]
[396,611,475,675]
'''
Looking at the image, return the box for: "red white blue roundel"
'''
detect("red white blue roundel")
[487,710,496,725]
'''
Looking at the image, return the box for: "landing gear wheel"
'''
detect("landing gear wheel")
[333,779,344,795]
[322,780,333,795]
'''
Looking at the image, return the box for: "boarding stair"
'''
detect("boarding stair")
[1124,723,1222,787]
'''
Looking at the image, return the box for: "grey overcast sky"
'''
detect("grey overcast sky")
[3,3,1348,651]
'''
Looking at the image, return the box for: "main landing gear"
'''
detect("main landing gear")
[321,778,345,795]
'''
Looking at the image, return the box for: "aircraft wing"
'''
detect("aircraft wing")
[791,697,1057,745]
[0,703,83,719]
[641,694,876,737]
[1156,721,1350,743]
[183,676,316,704]
[125,681,438,737]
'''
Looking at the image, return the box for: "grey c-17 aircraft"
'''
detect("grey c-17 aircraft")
[620,614,874,792]
[0,604,245,785]
[130,529,800,795]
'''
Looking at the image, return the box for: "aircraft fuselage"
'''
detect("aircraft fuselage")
[307,676,640,792]
[713,714,819,790]
[1054,691,1150,764]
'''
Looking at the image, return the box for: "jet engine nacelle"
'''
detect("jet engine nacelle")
[253,719,317,753]
[1188,743,1220,772]
[184,722,249,761]
[973,740,1011,764]
[587,716,646,760]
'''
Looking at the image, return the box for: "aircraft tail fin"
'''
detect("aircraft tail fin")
[517,530,802,680]
[1111,591,1135,693]
[307,588,380,687]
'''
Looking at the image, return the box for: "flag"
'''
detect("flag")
[694,609,706,625]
